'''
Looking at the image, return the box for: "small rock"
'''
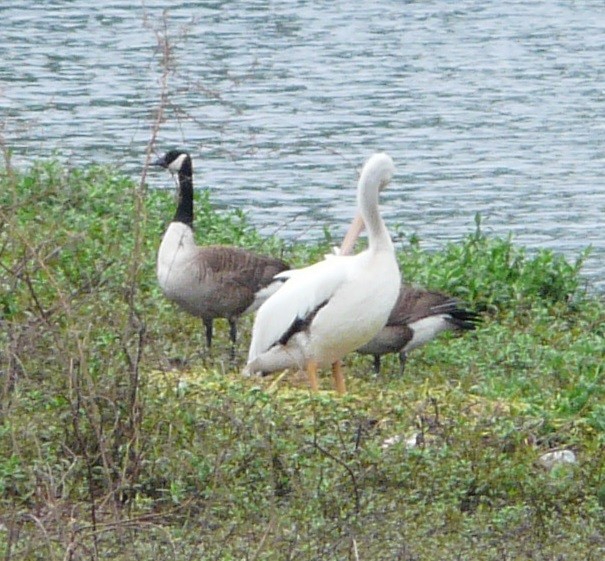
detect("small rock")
[381,434,402,449]
[381,432,419,450]
[538,449,577,471]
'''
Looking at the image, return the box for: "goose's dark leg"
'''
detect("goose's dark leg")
[398,351,408,376]
[373,354,381,374]
[228,319,237,345]
[228,319,237,360]
[203,318,213,349]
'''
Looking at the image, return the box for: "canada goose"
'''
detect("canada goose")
[153,149,289,355]
[356,286,480,373]
[244,153,400,394]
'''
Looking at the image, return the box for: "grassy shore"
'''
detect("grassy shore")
[1,159,604,560]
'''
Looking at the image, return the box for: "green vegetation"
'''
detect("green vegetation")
[1,159,604,560]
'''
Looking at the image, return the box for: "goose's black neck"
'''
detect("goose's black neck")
[174,156,194,226]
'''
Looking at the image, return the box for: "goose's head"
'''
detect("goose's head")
[153,150,191,173]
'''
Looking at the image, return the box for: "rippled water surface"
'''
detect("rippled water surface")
[2,1,604,289]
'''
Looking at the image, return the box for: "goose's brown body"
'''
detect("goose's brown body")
[356,284,479,373]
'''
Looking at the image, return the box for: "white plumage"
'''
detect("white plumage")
[244,153,401,393]
[335,161,480,375]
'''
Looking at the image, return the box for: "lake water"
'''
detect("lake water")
[1,1,604,291]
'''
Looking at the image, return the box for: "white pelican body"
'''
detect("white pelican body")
[244,153,401,389]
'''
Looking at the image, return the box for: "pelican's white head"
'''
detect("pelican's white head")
[340,152,395,256]
[358,153,395,197]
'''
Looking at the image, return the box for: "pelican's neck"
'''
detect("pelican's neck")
[174,156,194,226]
[357,153,394,253]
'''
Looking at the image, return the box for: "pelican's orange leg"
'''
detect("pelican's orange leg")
[307,360,319,392]
[331,360,346,395]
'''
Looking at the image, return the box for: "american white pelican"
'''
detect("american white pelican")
[244,153,401,393]
[153,150,289,354]
[337,171,479,375]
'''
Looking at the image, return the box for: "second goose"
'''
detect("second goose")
[355,286,479,373]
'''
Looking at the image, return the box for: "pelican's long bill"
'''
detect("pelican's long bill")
[339,212,365,257]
